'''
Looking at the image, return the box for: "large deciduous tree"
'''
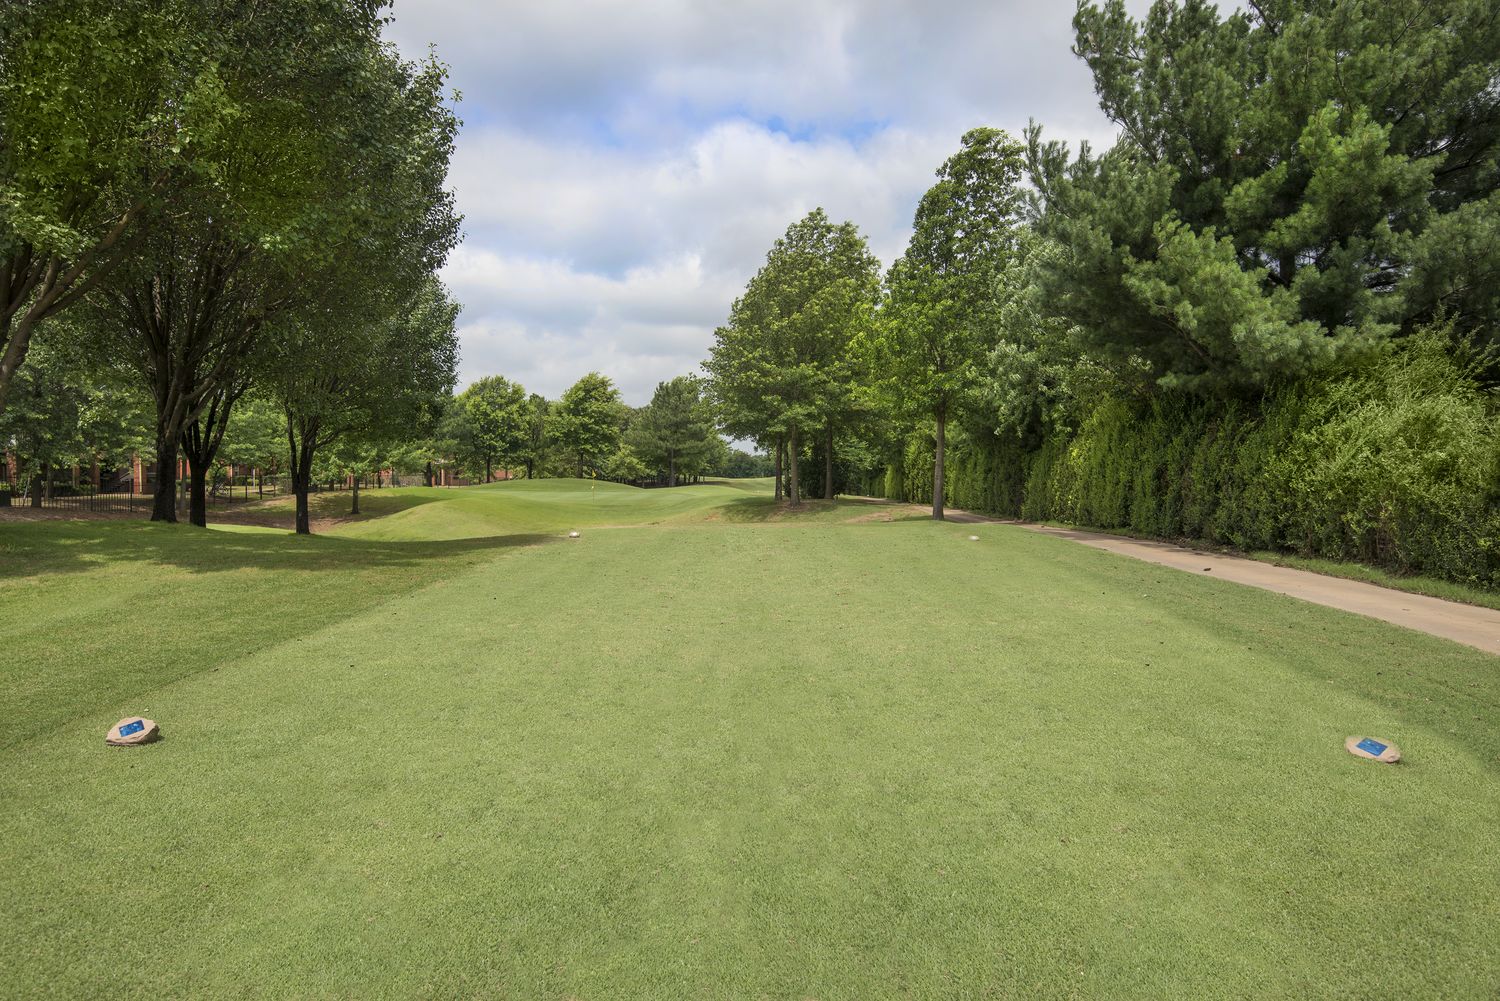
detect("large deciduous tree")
[706,208,878,506]
[453,375,530,483]
[877,127,1026,519]
[271,276,459,534]
[266,28,460,534]
[74,0,448,527]
[549,373,626,478]
[268,2,459,520]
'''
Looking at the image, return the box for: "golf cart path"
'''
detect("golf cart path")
[946,510,1500,656]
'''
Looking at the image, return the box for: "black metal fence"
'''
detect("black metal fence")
[0,471,421,513]
[0,476,284,513]
[1,486,146,513]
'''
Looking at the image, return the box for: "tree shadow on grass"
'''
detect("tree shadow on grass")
[712,495,912,524]
[0,519,558,582]
[210,487,450,529]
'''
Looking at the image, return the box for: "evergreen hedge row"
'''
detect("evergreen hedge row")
[868,336,1500,588]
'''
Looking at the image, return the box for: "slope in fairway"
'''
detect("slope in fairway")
[310,477,770,541]
[2,480,1498,999]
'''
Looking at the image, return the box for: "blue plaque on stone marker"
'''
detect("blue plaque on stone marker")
[1356,737,1387,756]
[118,719,145,738]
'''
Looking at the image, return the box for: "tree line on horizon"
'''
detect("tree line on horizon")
[310,369,760,491]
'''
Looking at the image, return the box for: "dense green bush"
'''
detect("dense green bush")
[879,335,1500,587]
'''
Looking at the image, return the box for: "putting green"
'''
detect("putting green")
[2,479,1497,998]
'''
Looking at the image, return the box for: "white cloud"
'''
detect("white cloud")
[439,121,970,401]
[384,1,1155,404]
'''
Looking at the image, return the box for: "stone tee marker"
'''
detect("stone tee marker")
[1345,735,1400,763]
[568,531,580,539]
[106,717,159,747]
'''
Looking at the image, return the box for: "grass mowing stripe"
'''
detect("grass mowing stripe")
[0,519,555,746]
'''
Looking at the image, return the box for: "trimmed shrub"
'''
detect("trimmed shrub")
[881,334,1499,587]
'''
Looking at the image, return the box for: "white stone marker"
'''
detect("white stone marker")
[568,531,581,539]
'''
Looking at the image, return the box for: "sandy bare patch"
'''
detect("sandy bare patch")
[849,503,927,523]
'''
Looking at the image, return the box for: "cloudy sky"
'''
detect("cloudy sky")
[384,1,1152,405]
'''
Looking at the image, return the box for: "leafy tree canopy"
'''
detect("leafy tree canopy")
[875,126,1028,518]
[452,375,530,481]
[705,208,878,502]
[877,127,1028,423]
[628,375,720,485]
[269,274,460,532]
[549,372,626,478]
[0,334,150,487]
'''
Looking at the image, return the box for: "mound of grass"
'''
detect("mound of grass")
[326,478,765,540]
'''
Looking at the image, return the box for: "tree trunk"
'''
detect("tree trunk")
[294,478,311,533]
[774,435,784,501]
[788,426,801,507]
[824,423,834,500]
[1277,250,1297,289]
[485,456,491,483]
[179,391,239,528]
[351,474,360,515]
[0,310,40,419]
[185,457,208,528]
[292,458,312,535]
[29,467,42,508]
[933,407,946,521]
[151,430,179,522]
[287,417,318,535]
[425,460,434,487]
[668,451,677,488]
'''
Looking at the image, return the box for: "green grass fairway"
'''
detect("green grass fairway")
[3,479,1498,998]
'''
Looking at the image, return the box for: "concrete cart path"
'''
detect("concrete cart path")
[945,511,1500,656]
